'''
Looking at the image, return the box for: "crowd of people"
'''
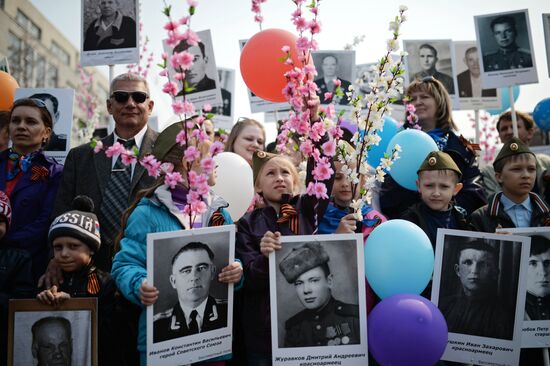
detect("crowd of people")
[0,71,549,366]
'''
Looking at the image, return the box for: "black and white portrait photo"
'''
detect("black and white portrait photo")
[146,226,234,366]
[239,39,289,113]
[452,41,500,110]
[543,13,550,77]
[269,234,368,366]
[14,88,74,164]
[475,9,538,89]
[432,229,529,366]
[8,298,97,366]
[80,0,139,67]
[404,39,457,96]
[165,29,222,111]
[312,50,355,105]
[211,68,235,130]
[496,227,550,348]
[354,63,377,100]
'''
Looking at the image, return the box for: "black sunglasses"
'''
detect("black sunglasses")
[110,90,149,104]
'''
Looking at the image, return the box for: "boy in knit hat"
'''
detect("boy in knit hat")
[0,190,34,365]
[402,151,467,247]
[469,137,550,232]
[37,195,117,365]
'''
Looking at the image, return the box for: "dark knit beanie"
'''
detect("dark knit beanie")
[48,196,101,252]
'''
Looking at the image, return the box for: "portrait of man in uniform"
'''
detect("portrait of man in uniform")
[278,242,359,348]
[439,238,515,340]
[29,92,68,151]
[173,40,217,96]
[412,43,455,95]
[314,54,352,105]
[525,235,550,321]
[153,242,227,343]
[456,47,497,98]
[83,0,137,51]
[482,14,533,72]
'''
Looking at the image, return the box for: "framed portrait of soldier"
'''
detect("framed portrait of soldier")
[211,68,235,130]
[146,225,235,366]
[432,229,530,366]
[269,233,368,366]
[164,29,222,112]
[496,227,550,348]
[239,39,289,113]
[452,41,500,111]
[543,14,550,78]
[475,9,538,89]
[80,0,139,66]
[8,298,97,366]
[403,39,458,100]
[14,88,74,164]
[311,50,355,108]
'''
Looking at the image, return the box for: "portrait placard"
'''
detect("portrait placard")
[269,233,368,366]
[164,29,222,111]
[432,229,529,366]
[14,88,75,164]
[452,41,501,110]
[239,39,289,113]
[146,225,235,365]
[496,227,550,348]
[311,50,355,110]
[211,68,235,130]
[403,39,458,102]
[543,14,550,78]
[8,298,97,366]
[80,0,139,66]
[475,9,538,89]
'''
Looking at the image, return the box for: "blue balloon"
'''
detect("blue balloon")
[365,220,434,299]
[533,98,550,132]
[386,129,438,191]
[486,85,520,115]
[366,116,400,168]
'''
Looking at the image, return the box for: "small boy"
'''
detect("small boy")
[36,195,116,365]
[401,151,467,247]
[0,190,33,366]
[469,137,550,232]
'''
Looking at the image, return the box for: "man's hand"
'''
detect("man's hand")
[218,262,243,284]
[260,231,282,258]
[37,259,63,289]
[140,279,159,306]
[36,286,71,307]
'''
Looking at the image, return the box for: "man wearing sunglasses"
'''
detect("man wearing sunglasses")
[50,72,158,272]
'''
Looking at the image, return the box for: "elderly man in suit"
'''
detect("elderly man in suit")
[51,72,158,272]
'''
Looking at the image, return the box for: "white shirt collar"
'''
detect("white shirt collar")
[113,124,148,151]
[181,297,209,330]
[500,193,532,212]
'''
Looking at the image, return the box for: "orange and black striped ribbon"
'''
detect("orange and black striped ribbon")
[87,272,100,295]
[277,203,299,234]
[210,211,225,226]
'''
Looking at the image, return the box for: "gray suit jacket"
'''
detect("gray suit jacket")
[52,127,158,269]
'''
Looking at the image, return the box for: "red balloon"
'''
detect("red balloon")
[0,71,19,111]
[240,28,306,103]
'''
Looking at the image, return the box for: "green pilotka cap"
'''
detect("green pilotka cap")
[279,242,330,283]
[152,121,185,161]
[417,151,462,179]
[252,150,278,183]
[492,137,535,169]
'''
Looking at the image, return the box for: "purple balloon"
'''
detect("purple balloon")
[340,119,358,134]
[368,294,448,366]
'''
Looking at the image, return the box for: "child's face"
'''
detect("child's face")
[256,158,296,205]
[417,170,462,211]
[496,154,536,199]
[52,236,93,272]
[332,162,353,206]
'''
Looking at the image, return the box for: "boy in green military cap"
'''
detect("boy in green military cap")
[278,241,360,348]
[402,151,467,247]
[469,137,550,232]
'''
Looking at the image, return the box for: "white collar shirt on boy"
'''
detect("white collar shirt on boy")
[500,194,532,228]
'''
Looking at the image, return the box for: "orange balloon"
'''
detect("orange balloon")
[240,28,307,103]
[0,71,19,111]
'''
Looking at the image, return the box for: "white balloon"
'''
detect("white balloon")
[212,152,254,221]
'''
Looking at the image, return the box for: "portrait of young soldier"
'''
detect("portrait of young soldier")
[279,242,360,347]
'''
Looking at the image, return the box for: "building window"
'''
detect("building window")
[0,0,5,9]
[51,41,70,65]
[7,32,23,83]
[46,64,58,88]
[35,55,46,87]
[16,10,41,40]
